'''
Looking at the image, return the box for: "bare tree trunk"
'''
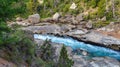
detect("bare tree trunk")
[112,0,116,18]
[106,0,109,12]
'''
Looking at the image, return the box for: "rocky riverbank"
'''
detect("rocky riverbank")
[8,13,120,50]
[8,13,120,67]
[34,39,120,67]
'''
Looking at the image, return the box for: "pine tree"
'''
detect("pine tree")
[57,45,74,67]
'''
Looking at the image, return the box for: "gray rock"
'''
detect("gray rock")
[72,56,120,67]
[86,20,93,29]
[16,20,31,26]
[72,16,78,24]
[52,44,63,62]
[89,57,120,67]
[22,24,61,34]
[76,14,83,22]
[81,31,120,49]
[72,55,88,67]
[101,36,120,45]
[66,29,87,35]
[28,13,40,24]
[59,14,73,23]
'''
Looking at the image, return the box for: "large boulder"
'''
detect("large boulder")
[28,14,40,24]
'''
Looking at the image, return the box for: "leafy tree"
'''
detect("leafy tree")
[57,45,74,67]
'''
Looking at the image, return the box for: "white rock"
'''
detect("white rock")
[16,17,23,21]
[53,12,60,21]
[38,0,43,4]
[70,3,77,9]
[82,51,88,56]
[101,16,106,21]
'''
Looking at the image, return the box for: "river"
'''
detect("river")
[34,34,120,60]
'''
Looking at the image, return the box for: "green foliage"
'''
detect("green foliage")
[0,0,28,20]
[106,11,113,20]
[40,39,54,62]
[0,30,35,65]
[0,21,10,33]
[97,0,106,18]
[27,0,40,14]
[93,21,110,28]
[57,45,74,67]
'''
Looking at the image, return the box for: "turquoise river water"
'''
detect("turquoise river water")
[34,34,120,60]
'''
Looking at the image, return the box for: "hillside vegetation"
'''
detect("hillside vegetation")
[0,0,120,66]
[26,0,120,21]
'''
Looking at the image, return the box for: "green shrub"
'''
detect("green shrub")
[93,21,110,28]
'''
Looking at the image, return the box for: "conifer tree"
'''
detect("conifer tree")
[58,45,74,67]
